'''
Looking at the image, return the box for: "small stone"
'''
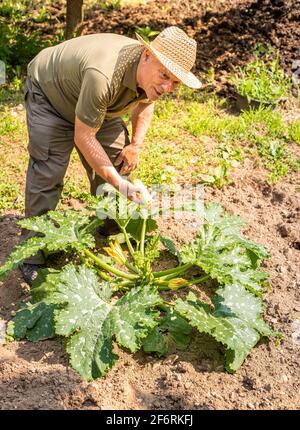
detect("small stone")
[276,224,289,238]
[165,354,179,365]
[184,382,192,389]
[264,383,272,392]
[275,265,286,274]
[247,402,255,409]
[282,375,288,383]
[152,362,160,370]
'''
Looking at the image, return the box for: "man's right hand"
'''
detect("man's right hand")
[118,179,152,205]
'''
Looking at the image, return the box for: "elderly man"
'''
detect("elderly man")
[21,26,201,284]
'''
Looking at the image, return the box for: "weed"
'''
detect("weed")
[288,120,300,145]
[0,181,23,212]
[232,46,291,103]
[98,0,122,10]
[135,26,160,42]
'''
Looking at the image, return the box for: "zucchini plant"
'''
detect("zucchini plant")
[0,185,281,381]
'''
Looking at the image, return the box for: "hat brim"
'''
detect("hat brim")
[136,33,202,89]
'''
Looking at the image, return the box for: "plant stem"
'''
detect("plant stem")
[153,263,192,278]
[187,274,210,286]
[120,226,135,258]
[94,268,112,282]
[80,253,111,281]
[83,249,138,280]
[157,302,175,311]
[135,241,140,252]
[124,260,140,274]
[140,218,147,255]
[157,303,170,312]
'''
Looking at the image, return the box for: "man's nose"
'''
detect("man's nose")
[161,81,174,93]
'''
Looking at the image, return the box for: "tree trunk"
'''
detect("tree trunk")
[66,0,84,40]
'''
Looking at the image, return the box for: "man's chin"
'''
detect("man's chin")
[146,89,160,101]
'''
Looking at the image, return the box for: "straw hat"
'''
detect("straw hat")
[136,26,202,89]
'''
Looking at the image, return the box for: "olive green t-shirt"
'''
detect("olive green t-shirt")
[27,33,149,128]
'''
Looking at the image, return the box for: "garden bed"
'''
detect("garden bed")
[0,162,299,409]
[0,0,299,411]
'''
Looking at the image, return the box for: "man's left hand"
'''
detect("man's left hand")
[114,144,141,175]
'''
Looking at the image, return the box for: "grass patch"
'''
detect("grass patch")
[134,88,299,187]
[0,180,23,213]
[0,79,299,214]
[288,120,300,145]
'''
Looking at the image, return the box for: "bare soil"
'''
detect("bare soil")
[0,161,299,410]
[0,0,300,411]
[30,0,300,94]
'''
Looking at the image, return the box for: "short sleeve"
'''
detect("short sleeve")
[75,69,111,128]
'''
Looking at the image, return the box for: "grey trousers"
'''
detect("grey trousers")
[23,77,130,264]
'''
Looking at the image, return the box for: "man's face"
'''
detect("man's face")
[138,50,180,101]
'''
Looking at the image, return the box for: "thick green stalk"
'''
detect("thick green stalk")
[140,218,147,255]
[187,274,210,286]
[124,260,140,274]
[94,268,112,282]
[157,303,170,312]
[79,252,111,281]
[120,226,136,258]
[83,249,138,280]
[153,263,193,279]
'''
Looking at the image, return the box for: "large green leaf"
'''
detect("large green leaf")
[179,203,269,293]
[126,218,158,241]
[175,285,278,372]
[143,307,192,356]
[159,236,181,260]
[6,263,163,380]
[40,265,115,380]
[0,210,95,280]
[7,269,64,342]
[212,283,275,338]
[6,302,58,342]
[112,286,162,352]
[44,265,163,380]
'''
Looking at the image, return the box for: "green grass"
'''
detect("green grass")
[0,180,23,212]
[231,45,292,103]
[60,175,96,206]
[134,88,300,187]
[0,79,299,213]
[288,120,300,145]
[0,105,26,137]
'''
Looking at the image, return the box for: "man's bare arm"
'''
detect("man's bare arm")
[131,101,155,147]
[114,102,155,174]
[74,116,150,203]
[74,116,122,189]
